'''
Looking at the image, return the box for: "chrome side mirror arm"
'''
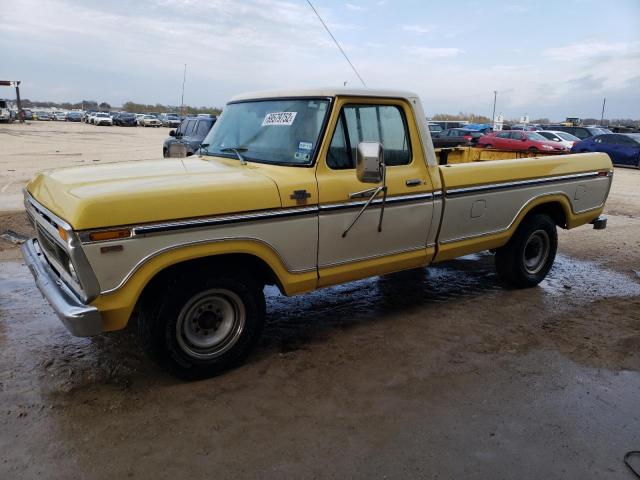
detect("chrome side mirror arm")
[342,163,387,237]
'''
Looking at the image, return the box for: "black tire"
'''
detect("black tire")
[495,214,557,288]
[162,148,168,158]
[139,273,265,378]
[484,144,493,149]
[529,147,538,152]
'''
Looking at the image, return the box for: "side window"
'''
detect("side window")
[327,115,351,169]
[573,128,589,140]
[497,132,510,139]
[196,120,211,137]
[509,132,523,139]
[327,104,411,169]
[183,120,196,136]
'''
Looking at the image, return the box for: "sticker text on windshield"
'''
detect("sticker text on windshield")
[262,112,297,126]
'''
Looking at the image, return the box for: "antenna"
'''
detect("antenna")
[306,0,366,87]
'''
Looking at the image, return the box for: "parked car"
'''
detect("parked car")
[114,112,137,126]
[428,122,443,134]
[160,113,181,128]
[53,111,67,121]
[478,130,569,152]
[66,112,83,122]
[83,111,96,123]
[35,111,51,121]
[0,100,11,123]
[537,130,581,149]
[135,113,147,126]
[570,133,640,168]
[93,112,113,126]
[163,116,216,157]
[140,115,162,127]
[432,128,483,148]
[22,109,33,120]
[545,125,611,140]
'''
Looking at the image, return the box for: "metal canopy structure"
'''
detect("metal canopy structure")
[0,80,23,123]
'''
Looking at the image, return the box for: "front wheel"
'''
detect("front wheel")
[139,273,265,378]
[495,214,557,288]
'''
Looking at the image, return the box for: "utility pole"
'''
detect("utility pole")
[600,98,606,126]
[180,64,187,117]
[491,90,497,124]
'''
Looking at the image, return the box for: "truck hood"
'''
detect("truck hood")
[26,157,282,230]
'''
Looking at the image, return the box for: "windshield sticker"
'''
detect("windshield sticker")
[262,112,297,126]
[298,141,313,150]
[294,150,311,161]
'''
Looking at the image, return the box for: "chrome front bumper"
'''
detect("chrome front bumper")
[22,238,103,337]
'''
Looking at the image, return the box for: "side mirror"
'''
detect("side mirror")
[356,142,384,183]
[169,130,176,137]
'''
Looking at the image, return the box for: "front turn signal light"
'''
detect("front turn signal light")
[57,226,68,242]
[89,228,131,242]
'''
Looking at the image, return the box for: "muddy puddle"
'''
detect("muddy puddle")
[1,251,639,398]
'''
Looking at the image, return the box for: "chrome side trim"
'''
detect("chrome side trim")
[81,192,437,241]
[320,191,435,213]
[132,206,319,236]
[100,236,317,295]
[318,245,427,269]
[445,171,606,197]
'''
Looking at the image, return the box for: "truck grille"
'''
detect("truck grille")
[36,223,71,275]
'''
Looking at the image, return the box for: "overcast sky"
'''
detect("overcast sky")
[1,0,639,119]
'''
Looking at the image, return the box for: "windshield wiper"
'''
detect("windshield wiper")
[220,146,248,165]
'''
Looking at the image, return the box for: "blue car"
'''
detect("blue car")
[571,133,640,168]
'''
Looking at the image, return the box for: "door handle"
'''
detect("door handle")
[405,179,422,187]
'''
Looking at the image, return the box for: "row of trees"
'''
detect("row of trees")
[121,101,222,115]
[429,112,639,127]
[1,98,222,116]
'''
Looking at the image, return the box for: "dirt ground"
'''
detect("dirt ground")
[1,122,639,479]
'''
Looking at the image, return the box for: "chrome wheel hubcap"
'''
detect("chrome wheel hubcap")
[523,229,550,275]
[176,289,245,359]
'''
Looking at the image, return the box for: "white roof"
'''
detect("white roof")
[229,87,418,103]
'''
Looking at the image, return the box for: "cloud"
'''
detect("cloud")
[544,40,632,61]
[406,46,463,59]
[401,24,433,35]
[345,3,366,11]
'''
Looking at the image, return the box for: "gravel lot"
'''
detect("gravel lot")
[1,121,639,479]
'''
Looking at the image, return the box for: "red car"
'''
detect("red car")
[478,130,569,152]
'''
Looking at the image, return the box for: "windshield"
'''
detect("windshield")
[556,131,580,141]
[625,133,640,144]
[96,113,108,117]
[202,98,330,166]
[525,132,547,141]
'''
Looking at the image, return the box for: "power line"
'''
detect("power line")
[305,0,366,87]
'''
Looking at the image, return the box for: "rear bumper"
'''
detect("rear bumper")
[591,215,607,230]
[21,239,103,337]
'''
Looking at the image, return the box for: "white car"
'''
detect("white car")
[140,115,162,127]
[53,111,67,121]
[93,112,113,126]
[538,130,581,149]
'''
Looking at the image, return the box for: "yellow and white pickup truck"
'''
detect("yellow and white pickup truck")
[22,88,612,376]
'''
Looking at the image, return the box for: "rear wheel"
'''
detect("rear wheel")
[139,273,265,378]
[484,144,493,149]
[495,214,557,288]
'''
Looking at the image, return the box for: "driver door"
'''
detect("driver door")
[315,97,437,287]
